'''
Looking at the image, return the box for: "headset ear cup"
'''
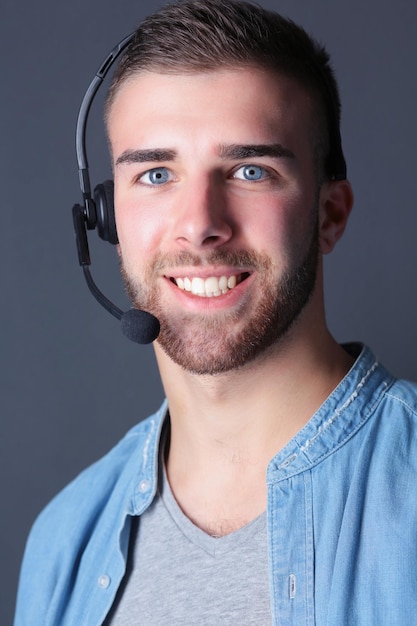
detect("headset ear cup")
[94,180,118,244]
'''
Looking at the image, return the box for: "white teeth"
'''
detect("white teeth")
[219,276,228,291]
[191,277,205,295]
[205,277,220,296]
[175,274,242,297]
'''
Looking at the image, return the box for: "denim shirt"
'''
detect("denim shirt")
[14,345,417,625]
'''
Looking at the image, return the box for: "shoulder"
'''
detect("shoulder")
[373,375,417,439]
[383,377,417,417]
[17,404,166,570]
[364,376,417,476]
[31,403,166,534]
[15,403,167,623]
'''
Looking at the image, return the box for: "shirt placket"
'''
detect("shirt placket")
[268,470,315,626]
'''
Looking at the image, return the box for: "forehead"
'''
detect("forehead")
[107,68,315,155]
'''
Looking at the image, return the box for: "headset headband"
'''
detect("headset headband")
[75,33,134,228]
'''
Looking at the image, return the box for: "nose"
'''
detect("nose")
[172,175,233,250]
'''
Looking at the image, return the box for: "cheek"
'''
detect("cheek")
[242,192,314,264]
[114,195,165,264]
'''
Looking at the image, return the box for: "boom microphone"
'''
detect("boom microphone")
[121,309,160,344]
[72,203,160,345]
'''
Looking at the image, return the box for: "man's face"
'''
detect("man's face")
[108,68,322,374]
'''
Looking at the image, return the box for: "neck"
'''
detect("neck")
[157,326,352,453]
[153,310,354,535]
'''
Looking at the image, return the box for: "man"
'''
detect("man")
[15,1,417,624]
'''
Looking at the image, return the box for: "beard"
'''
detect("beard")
[120,226,319,376]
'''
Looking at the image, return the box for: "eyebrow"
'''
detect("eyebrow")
[115,148,177,167]
[115,143,295,167]
[219,143,295,160]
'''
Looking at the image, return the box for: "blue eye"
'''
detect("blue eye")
[233,164,266,181]
[140,167,171,185]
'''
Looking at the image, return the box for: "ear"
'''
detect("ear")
[318,179,353,254]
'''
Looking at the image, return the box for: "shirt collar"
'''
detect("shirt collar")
[267,344,394,481]
[127,345,395,503]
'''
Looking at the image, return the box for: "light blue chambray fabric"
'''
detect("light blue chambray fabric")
[14,345,417,625]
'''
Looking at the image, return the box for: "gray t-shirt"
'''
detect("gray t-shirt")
[105,462,271,625]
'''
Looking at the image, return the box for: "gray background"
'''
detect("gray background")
[1,0,416,623]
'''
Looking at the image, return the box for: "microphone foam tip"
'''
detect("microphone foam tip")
[121,309,160,344]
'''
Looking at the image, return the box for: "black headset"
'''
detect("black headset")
[72,33,160,344]
[73,33,132,250]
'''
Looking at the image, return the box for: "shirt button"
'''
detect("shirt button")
[139,479,150,493]
[98,574,111,589]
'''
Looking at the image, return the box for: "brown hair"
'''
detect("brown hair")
[105,0,346,180]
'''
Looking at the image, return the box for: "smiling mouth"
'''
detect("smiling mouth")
[170,273,250,297]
